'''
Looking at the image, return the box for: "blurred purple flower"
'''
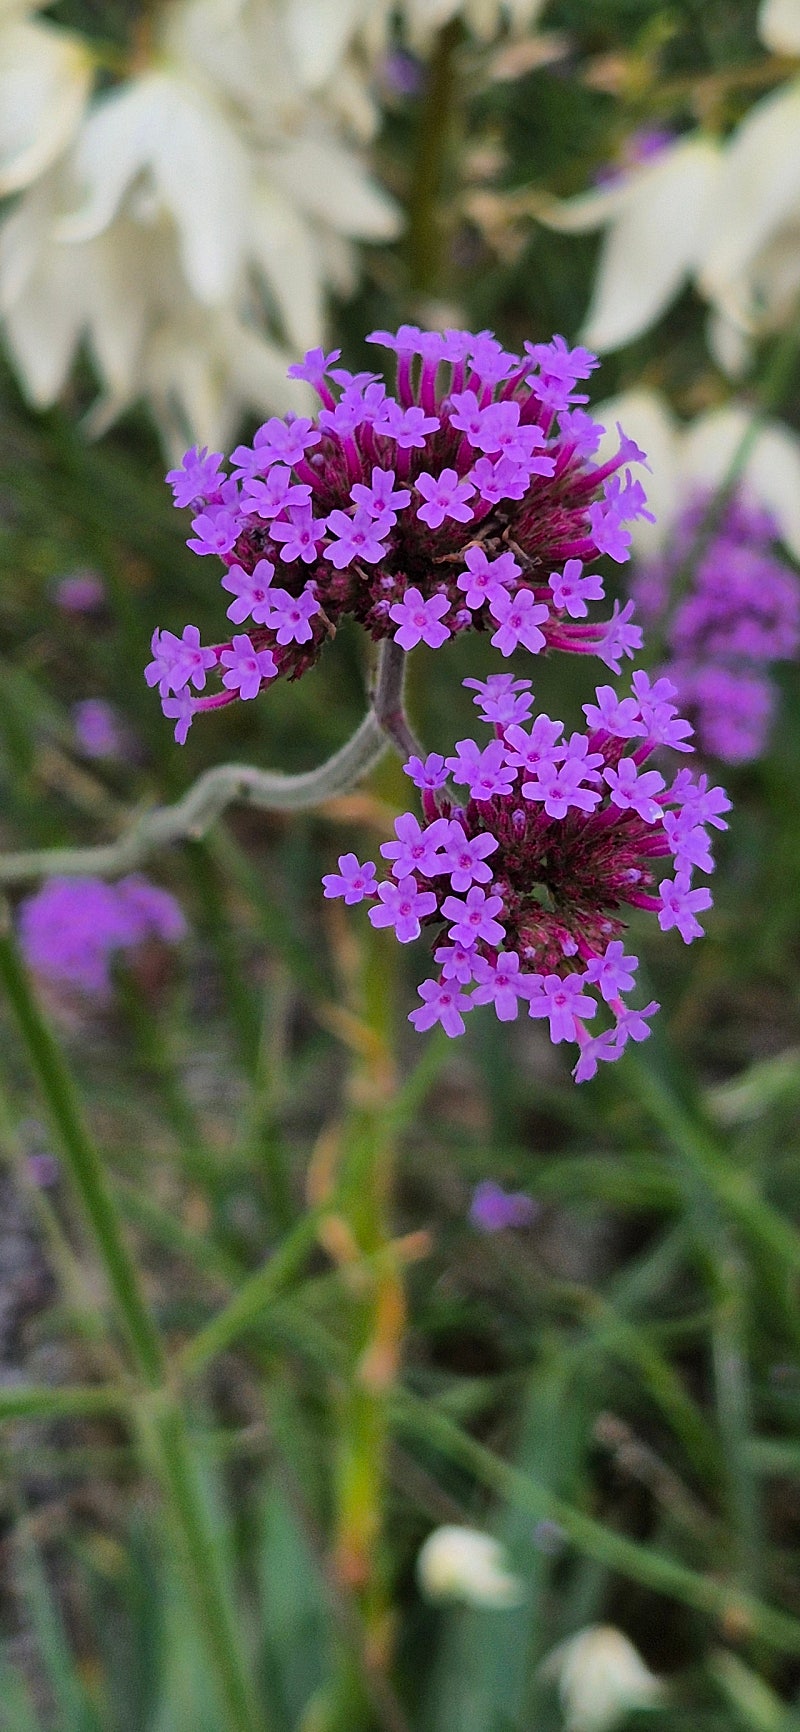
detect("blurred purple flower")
[72,699,127,760]
[54,570,105,612]
[18,875,186,997]
[470,1181,538,1232]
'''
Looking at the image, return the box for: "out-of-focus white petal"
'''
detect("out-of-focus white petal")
[0,19,92,194]
[579,138,722,352]
[680,406,800,559]
[706,306,754,377]
[531,178,634,236]
[416,1526,524,1608]
[700,81,800,300]
[269,135,401,239]
[759,0,800,53]
[58,70,251,304]
[593,388,680,552]
[249,178,325,349]
[542,1626,663,1732]
[281,0,367,88]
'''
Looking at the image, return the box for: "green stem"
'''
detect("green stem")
[0,903,164,1385]
[179,1205,325,1379]
[406,21,462,299]
[0,903,265,1732]
[0,1384,126,1423]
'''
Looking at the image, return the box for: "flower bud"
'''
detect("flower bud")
[541,1625,663,1731]
[416,1526,524,1609]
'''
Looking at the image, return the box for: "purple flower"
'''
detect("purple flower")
[415,468,476,529]
[603,757,666,823]
[266,586,320,645]
[324,508,389,568]
[243,467,311,519]
[596,600,643,673]
[389,588,451,651]
[373,402,440,447]
[446,738,517,800]
[187,508,240,558]
[381,813,451,879]
[350,467,411,519]
[270,507,326,565]
[522,757,602,820]
[404,752,449,791]
[221,559,275,625]
[18,875,185,997]
[442,822,499,892]
[166,445,225,509]
[549,559,604,619]
[456,547,518,611]
[470,1180,537,1231]
[287,346,341,387]
[471,952,537,1021]
[527,973,597,1043]
[489,588,549,656]
[219,635,278,699]
[55,570,105,612]
[322,853,378,904]
[583,941,638,1004]
[435,941,480,984]
[504,716,565,777]
[463,673,534,727]
[657,875,712,943]
[73,700,126,760]
[409,977,473,1036]
[441,885,505,948]
[369,876,437,942]
[583,685,644,739]
[162,691,196,745]
[144,626,216,696]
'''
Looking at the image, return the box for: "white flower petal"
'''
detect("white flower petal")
[579,138,722,352]
[680,406,800,560]
[542,1626,662,1732]
[593,388,680,551]
[758,0,800,53]
[249,179,325,349]
[0,19,92,195]
[706,306,754,377]
[281,0,367,88]
[699,81,800,299]
[416,1526,524,1609]
[269,135,401,239]
[58,71,251,304]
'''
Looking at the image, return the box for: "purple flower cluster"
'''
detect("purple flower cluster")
[148,327,652,741]
[322,673,729,1080]
[632,493,800,763]
[19,875,186,996]
[470,1180,537,1231]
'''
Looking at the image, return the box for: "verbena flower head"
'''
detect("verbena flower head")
[470,1180,537,1231]
[147,327,651,740]
[19,875,186,997]
[632,490,800,763]
[323,675,729,1081]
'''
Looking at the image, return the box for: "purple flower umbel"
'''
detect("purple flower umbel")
[631,491,800,764]
[322,677,728,1081]
[149,327,651,741]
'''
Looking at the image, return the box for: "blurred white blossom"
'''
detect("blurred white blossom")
[594,387,800,560]
[541,1625,663,1732]
[0,0,400,451]
[416,1525,525,1607]
[535,4,800,370]
[283,0,547,85]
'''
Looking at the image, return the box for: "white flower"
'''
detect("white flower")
[541,1626,663,1732]
[534,137,723,354]
[416,1526,525,1608]
[698,79,800,348]
[0,10,91,195]
[283,0,547,82]
[593,387,800,560]
[0,0,401,448]
[759,0,800,54]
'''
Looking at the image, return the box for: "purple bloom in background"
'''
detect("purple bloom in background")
[147,326,651,741]
[72,700,127,760]
[18,875,186,997]
[470,1181,537,1232]
[322,675,726,1080]
[54,570,105,612]
[631,489,800,763]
